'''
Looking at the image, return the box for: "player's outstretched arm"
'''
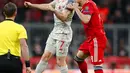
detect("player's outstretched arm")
[73,3,91,24]
[53,9,71,22]
[24,1,54,11]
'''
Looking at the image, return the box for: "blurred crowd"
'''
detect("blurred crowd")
[0,0,130,24]
[0,0,53,23]
[0,0,130,70]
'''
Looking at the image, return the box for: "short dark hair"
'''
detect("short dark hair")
[3,2,17,17]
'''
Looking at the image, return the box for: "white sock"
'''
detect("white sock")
[58,65,68,73]
[35,60,48,73]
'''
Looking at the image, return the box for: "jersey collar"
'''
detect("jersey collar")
[5,19,14,21]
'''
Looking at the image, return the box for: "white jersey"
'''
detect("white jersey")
[50,0,74,42]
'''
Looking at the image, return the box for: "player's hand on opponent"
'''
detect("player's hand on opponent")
[24,1,32,7]
[66,3,74,10]
[26,67,32,73]
[72,3,79,10]
[66,3,80,10]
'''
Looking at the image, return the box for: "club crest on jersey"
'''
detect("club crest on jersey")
[82,6,89,13]
[85,6,89,11]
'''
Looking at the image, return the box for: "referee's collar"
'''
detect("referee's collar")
[5,19,14,21]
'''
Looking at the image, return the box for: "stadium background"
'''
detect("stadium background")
[0,0,130,73]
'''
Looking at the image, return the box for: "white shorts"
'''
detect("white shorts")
[44,36,71,56]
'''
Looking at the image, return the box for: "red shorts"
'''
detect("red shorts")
[78,37,107,65]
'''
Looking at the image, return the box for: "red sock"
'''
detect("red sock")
[94,70,103,73]
[77,61,88,73]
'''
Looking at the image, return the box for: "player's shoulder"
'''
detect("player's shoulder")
[86,0,97,7]
[13,22,25,29]
[0,20,4,23]
[13,22,21,26]
[18,24,25,29]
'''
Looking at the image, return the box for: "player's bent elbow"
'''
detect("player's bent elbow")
[82,15,91,24]
[83,19,89,24]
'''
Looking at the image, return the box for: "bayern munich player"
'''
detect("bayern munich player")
[68,0,107,73]
[24,0,74,73]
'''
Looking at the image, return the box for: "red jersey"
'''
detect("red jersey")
[78,0,107,65]
[81,0,106,39]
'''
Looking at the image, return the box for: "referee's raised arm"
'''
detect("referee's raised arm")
[0,2,31,73]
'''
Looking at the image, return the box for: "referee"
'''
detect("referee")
[0,2,31,73]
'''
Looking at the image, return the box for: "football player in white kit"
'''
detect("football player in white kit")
[24,0,74,73]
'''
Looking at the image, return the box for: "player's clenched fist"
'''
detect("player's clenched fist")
[24,1,54,12]
[24,1,32,7]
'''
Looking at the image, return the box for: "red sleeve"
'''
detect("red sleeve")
[82,3,94,15]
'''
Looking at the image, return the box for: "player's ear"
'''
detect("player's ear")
[2,11,6,17]
[14,11,17,17]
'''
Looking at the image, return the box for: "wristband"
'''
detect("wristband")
[25,61,30,67]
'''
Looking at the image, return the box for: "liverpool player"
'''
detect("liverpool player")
[67,0,107,73]
[24,0,74,73]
